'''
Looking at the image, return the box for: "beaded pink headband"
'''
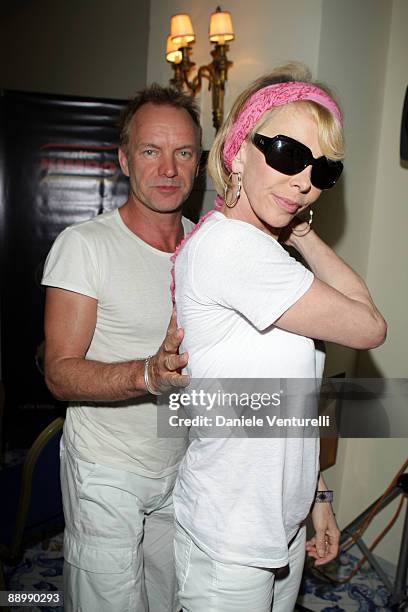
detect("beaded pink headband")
[223,81,342,171]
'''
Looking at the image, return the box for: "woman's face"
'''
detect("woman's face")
[227,104,323,234]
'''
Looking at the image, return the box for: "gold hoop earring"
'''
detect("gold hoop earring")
[292,208,313,237]
[224,172,242,208]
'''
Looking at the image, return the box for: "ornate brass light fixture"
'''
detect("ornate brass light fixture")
[166,7,235,132]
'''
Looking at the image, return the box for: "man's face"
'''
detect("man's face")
[119,103,200,214]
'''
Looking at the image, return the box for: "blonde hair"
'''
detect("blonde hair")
[208,62,344,196]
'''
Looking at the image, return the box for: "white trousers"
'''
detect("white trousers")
[175,522,306,612]
[60,438,179,612]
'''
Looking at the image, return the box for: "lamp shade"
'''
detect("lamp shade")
[166,35,182,64]
[209,8,234,44]
[171,14,195,46]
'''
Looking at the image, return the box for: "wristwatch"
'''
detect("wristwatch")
[315,490,334,503]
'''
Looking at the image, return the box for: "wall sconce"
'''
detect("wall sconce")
[166,6,234,132]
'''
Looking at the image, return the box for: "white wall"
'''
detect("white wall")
[306,0,407,568]
[300,0,406,567]
[357,0,408,381]
[317,0,391,274]
[313,0,392,379]
[0,0,150,99]
[346,0,408,565]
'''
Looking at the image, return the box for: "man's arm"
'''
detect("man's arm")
[44,287,189,402]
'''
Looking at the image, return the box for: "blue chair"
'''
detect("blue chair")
[0,417,65,562]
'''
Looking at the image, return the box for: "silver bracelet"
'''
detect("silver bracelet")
[144,356,161,396]
[315,490,334,503]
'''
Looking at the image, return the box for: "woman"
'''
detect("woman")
[171,64,386,611]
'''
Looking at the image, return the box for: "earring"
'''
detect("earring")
[224,172,242,208]
[292,208,313,237]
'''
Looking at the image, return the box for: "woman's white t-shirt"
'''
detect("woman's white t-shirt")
[173,212,323,568]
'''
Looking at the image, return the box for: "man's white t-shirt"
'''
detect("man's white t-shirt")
[42,208,192,477]
[173,211,322,567]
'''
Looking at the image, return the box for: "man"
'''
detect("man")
[42,85,202,611]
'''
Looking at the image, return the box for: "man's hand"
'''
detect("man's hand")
[306,502,340,566]
[45,289,189,402]
[148,308,190,394]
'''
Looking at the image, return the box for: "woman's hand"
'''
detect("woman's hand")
[278,215,312,249]
[306,502,340,566]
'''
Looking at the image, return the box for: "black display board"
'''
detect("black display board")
[0,90,129,446]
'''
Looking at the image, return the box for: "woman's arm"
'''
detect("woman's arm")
[275,228,387,349]
[306,474,340,565]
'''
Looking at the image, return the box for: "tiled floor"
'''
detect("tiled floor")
[4,535,404,611]
[297,547,402,611]
[4,534,64,612]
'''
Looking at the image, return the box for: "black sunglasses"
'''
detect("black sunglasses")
[252,133,343,190]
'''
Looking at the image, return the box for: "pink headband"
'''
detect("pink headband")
[223,81,342,170]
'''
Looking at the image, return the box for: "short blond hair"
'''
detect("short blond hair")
[208,62,344,196]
